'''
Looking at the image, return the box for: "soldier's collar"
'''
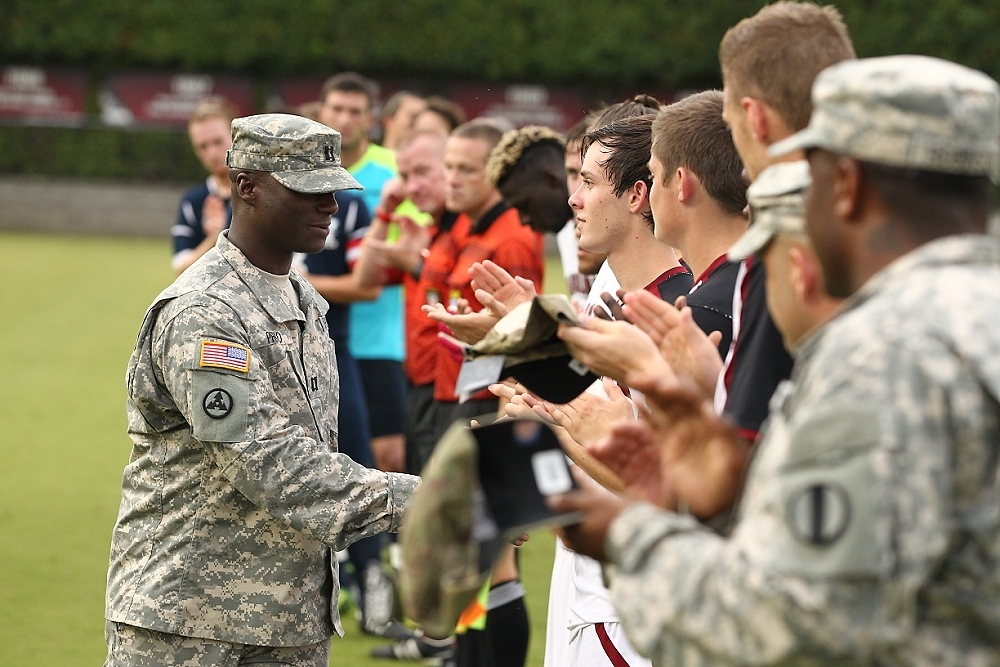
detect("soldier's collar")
[216,232,310,324]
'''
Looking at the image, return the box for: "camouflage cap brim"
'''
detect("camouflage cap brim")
[271,166,364,194]
[769,56,1000,181]
[767,127,822,160]
[727,222,779,262]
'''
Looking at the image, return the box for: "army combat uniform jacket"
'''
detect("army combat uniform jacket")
[107,232,418,646]
[604,235,1000,665]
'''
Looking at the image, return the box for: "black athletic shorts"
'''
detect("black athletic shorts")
[357,359,408,438]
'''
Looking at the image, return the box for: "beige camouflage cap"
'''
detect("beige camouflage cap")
[728,160,810,261]
[769,55,1000,181]
[226,113,363,194]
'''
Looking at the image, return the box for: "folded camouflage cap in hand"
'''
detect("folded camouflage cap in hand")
[398,422,488,639]
[226,113,364,194]
[770,55,1000,182]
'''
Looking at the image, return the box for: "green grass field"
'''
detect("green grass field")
[0,231,560,666]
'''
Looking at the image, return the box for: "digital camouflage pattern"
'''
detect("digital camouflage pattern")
[728,160,809,261]
[103,620,329,666]
[226,113,364,194]
[107,232,418,646]
[605,235,1000,665]
[769,55,1000,180]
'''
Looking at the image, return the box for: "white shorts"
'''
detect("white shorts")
[567,621,651,667]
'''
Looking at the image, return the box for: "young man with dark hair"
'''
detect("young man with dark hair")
[172,98,236,274]
[574,115,690,302]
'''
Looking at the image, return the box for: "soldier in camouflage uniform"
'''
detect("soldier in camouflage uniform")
[105,114,419,666]
[549,55,1000,665]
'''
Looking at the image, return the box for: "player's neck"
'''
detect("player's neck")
[608,224,680,292]
[678,209,747,278]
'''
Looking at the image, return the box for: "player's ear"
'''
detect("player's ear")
[628,178,650,214]
[676,167,698,204]
[743,97,768,143]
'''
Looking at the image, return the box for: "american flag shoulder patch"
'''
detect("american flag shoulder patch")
[199,340,251,373]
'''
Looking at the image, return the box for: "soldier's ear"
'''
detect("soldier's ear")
[832,157,862,222]
[234,171,259,205]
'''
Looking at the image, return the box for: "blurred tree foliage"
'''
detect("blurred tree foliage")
[4,0,1000,88]
[2,0,999,182]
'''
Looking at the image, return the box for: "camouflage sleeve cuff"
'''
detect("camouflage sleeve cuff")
[606,502,706,573]
[387,472,421,533]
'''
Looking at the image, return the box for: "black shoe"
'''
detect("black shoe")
[366,620,415,641]
[370,635,453,661]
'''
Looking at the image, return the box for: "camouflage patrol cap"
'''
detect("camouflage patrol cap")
[728,160,810,261]
[769,56,1000,181]
[226,113,363,193]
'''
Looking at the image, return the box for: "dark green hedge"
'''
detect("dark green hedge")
[0,125,204,182]
[4,1,1000,89]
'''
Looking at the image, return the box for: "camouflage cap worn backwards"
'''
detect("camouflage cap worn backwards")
[728,160,810,261]
[769,55,1000,182]
[227,113,364,194]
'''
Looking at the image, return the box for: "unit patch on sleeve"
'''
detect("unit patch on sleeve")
[199,340,251,373]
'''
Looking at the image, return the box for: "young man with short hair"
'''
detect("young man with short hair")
[715,1,856,440]
[649,90,748,356]
[573,115,689,303]
[172,98,236,274]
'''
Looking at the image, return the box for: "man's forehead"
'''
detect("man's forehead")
[324,90,370,109]
[446,135,491,159]
[403,133,445,157]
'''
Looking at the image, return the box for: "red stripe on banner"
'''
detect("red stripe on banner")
[595,623,631,667]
